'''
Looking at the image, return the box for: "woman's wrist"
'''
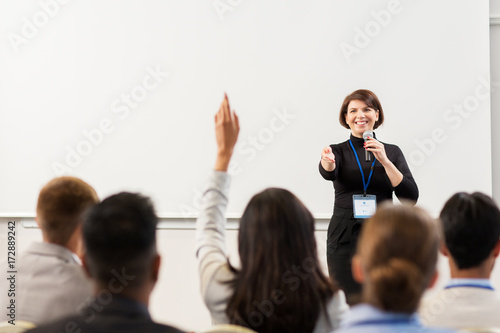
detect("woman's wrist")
[380,159,403,187]
[215,152,232,172]
[378,158,391,168]
[321,159,335,172]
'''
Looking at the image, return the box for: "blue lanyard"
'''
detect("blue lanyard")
[349,139,376,195]
[348,318,414,328]
[445,284,494,291]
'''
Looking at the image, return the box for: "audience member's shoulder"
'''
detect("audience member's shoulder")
[425,328,457,333]
[152,322,187,333]
[20,242,80,264]
[26,316,187,333]
[327,289,349,313]
[26,315,80,333]
[335,325,456,333]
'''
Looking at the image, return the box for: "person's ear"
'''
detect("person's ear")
[81,254,92,278]
[492,239,500,258]
[151,254,161,282]
[439,242,449,257]
[352,254,364,283]
[427,270,439,289]
[375,110,379,122]
[72,223,85,259]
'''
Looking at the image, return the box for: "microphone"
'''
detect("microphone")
[363,130,373,162]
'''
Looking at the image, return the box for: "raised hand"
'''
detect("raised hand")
[214,93,240,171]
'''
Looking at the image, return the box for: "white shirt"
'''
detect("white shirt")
[419,278,500,330]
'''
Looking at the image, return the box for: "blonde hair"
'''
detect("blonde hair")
[357,203,438,313]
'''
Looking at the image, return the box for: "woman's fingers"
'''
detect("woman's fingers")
[223,93,231,120]
[214,94,239,171]
[364,138,382,149]
[364,138,389,162]
[216,93,230,124]
[233,110,240,131]
[215,93,240,153]
[321,146,335,162]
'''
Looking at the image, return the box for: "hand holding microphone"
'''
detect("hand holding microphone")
[363,130,389,165]
[363,130,373,162]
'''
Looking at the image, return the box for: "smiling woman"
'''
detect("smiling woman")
[319,89,419,305]
[342,100,381,138]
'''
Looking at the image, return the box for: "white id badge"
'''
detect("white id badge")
[353,195,377,219]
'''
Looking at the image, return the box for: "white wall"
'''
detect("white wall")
[492,0,500,16]
[0,0,493,219]
[0,1,499,332]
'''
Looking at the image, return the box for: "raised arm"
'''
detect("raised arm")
[196,93,240,302]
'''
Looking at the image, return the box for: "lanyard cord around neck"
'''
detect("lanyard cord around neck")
[349,139,376,196]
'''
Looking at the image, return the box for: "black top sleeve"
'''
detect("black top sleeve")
[391,145,419,203]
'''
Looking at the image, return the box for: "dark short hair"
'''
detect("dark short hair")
[37,177,98,245]
[83,192,158,288]
[440,192,500,269]
[339,89,384,129]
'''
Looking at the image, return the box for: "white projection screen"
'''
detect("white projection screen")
[0,0,492,218]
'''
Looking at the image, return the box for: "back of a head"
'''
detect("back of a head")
[440,192,500,270]
[36,177,98,245]
[238,188,318,271]
[357,203,438,314]
[83,192,158,289]
[228,188,335,333]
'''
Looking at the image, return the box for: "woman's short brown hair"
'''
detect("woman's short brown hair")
[339,89,384,130]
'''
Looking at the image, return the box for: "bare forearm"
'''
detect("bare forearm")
[215,152,232,172]
[381,160,403,187]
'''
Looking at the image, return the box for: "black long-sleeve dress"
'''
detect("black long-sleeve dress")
[319,133,418,304]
